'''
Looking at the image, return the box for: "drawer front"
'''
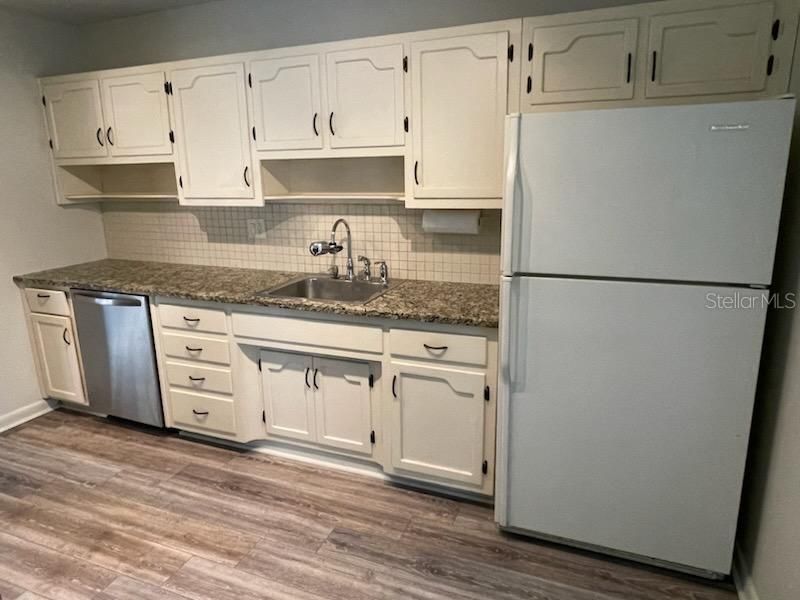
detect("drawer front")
[166,361,233,395]
[158,303,228,334]
[25,288,70,316]
[169,389,236,435]
[389,329,487,367]
[232,312,383,354]
[161,332,231,365]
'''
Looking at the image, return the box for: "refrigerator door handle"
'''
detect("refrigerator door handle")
[501,115,521,275]
[495,276,514,526]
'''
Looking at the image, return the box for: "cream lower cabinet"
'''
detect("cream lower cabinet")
[260,350,374,455]
[29,313,86,405]
[389,360,487,486]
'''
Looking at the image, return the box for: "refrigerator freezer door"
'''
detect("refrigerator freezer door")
[503,276,767,574]
[509,99,794,285]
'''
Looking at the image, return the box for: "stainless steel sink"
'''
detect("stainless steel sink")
[259,276,392,304]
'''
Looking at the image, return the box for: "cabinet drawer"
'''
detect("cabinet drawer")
[162,332,231,365]
[169,389,236,435]
[389,329,487,367]
[158,303,228,334]
[25,288,70,317]
[232,312,383,354]
[165,361,233,395]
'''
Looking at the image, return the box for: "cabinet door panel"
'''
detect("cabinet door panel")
[390,361,485,485]
[261,350,315,442]
[101,71,172,157]
[411,32,508,199]
[250,55,323,151]
[528,19,637,104]
[30,314,85,405]
[170,63,255,200]
[646,3,775,98]
[42,79,107,159]
[325,44,405,148]
[313,357,372,455]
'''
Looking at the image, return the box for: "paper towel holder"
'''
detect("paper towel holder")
[421,210,481,235]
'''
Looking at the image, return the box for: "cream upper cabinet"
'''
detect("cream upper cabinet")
[325,43,405,148]
[169,62,257,202]
[30,313,86,405]
[410,32,508,199]
[646,2,776,98]
[100,71,172,157]
[42,79,107,159]
[390,361,486,486]
[249,54,323,151]
[260,350,316,442]
[525,18,638,104]
[313,357,373,455]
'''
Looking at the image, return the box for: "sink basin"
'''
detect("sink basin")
[260,276,391,304]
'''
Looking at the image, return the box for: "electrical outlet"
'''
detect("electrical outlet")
[247,218,266,240]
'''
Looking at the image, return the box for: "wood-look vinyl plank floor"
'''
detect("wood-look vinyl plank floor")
[0,409,738,600]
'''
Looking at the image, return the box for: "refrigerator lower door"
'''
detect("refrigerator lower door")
[501,276,767,574]
[510,99,794,285]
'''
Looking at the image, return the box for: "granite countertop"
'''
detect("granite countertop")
[14,259,499,328]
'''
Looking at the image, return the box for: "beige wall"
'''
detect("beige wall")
[0,7,107,428]
[72,0,644,71]
[737,32,800,600]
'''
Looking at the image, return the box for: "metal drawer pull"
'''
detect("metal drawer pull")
[305,367,311,389]
[192,409,209,416]
[183,316,200,323]
[312,112,319,136]
[106,127,114,146]
[62,328,71,346]
[96,127,104,147]
[188,376,206,382]
[423,344,448,351]
[185,346,203,352]
[243,166,251,187]
[329,112,335,135]
[36,293,51,299]
[313,368,319,390]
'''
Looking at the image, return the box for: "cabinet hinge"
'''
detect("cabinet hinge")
[508,44,514,62]
[526,76,532,94]
[41,95,46,107]
[484,386,490,402]
[178,175,183,189]
[252,126,256,141]
[248,73,252,88]
[767,55,775,76]
[403,56,408,72]
[164,81,170,95]
[772,19,781,41]
[48,139,53,150]
[527,42,533,61]
[403,116,408,133]
[169,130,175,143]
[258,357,262,372]
[262,409,266,423]
[482,460,488,475]
[370,430,376,444]
[368,373,374,388]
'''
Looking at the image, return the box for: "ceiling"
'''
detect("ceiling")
[0,0,216,24]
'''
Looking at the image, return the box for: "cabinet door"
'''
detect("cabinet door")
[101,71,172,157]
[390,361,486,486]
[313,357,372,455]
[260,350,315,442]
[169,63,256,200]
[526,19,638,105]
[646,3,775,98]
[42,79,107,159]
[325,44,405,148]
[30,314,85,405]
[250,55,323,151]
[411,32,508,199]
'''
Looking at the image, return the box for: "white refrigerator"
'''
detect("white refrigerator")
[495,98,795,577]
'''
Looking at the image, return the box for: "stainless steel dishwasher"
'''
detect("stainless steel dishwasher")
[71,290,164,427]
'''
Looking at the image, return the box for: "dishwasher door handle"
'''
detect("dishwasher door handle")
[72,292,143,307]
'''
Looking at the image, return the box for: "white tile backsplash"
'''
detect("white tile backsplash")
[102,202,501,284]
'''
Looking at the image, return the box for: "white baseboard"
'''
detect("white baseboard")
[0,398,55,433]
[733,543,760,600]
